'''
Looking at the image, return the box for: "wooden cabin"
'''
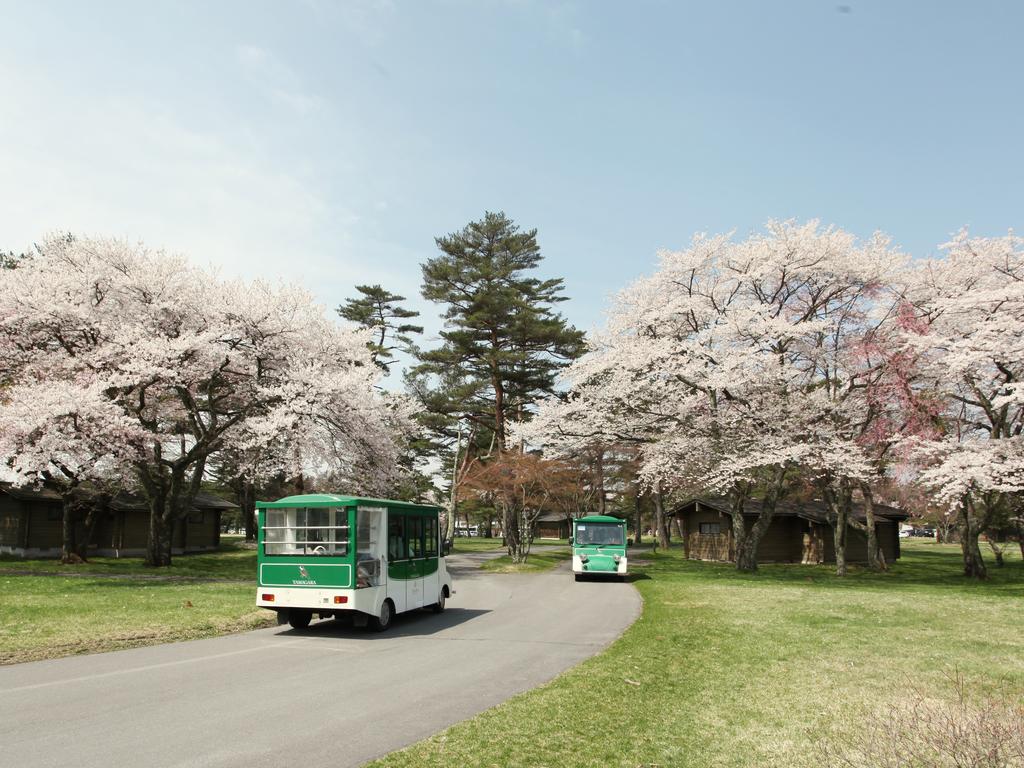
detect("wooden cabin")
[533,512,572,540]
[0,483,236,558]
[670,497,909,565]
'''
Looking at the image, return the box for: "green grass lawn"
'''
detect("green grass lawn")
[481,548,571,573]
[447,537,508,553]
[370,539,1024,768]
[0,536,259,580]
[0,539,273,664]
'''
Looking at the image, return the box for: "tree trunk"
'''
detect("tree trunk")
[832,507,848,577]
[595,450,606,515]
[958,497,987,580]
[146,505,172,567]
[633,492,642,546]
[75,502,103,561]
[492,372,506,450]
[860,482,887,572]
[731,507,757,572]
[60,495,80,564]
[502,502,525,563]
[730,469,786,573]
[822,478,852,577]
[987,539,1005,567]
[443,422,463,546]
[242,481,257,542]
[653,486,669,550]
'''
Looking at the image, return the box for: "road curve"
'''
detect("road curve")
[0,553,641,768]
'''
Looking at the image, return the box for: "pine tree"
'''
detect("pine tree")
[337,284,423,373]
[414,211,585,450]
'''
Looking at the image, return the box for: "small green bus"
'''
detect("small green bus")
[255,494,453,631]
[571,515,628,581]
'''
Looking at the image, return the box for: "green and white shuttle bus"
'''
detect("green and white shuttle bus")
[255,494,453,631]
[571,515,628,581]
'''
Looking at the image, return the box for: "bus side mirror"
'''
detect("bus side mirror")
[568,537,574,545]
[442,541,451,556]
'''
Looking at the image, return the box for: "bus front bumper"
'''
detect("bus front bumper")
[572,554,627,574]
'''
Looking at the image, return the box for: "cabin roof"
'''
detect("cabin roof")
[0,482,64,502]
[108,491,239,512]
[535,512,569,522]
[256,493,440,512]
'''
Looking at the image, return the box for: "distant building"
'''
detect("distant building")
[533,512,571,540]
[0,483,237,558]
[669,497,909,565]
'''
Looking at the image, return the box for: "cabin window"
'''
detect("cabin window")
[699,522,721,535]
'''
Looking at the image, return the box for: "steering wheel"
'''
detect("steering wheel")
[312,545,327,555]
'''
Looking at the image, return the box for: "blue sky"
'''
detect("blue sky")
[2,0,1021,341]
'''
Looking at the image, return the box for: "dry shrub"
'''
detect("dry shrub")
[821,672,1024,768]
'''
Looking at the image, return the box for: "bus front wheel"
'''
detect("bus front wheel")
[430,589,446,614]
[288,610,312,630]
[370,600,394,632]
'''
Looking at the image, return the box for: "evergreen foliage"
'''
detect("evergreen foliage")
[414,211,585,449]
[337,284,423,373]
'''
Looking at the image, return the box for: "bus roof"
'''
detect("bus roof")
[575,515,627,524]
[255,493,441,511]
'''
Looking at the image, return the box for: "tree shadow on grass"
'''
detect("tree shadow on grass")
[641,545,1024,598]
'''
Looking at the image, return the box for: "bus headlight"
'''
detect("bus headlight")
[613,554,621,562]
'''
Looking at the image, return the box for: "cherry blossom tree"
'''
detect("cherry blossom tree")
[0,382,144,561]
[898,230,1024,579]
[0,236,413,566]
[520,221,907,572]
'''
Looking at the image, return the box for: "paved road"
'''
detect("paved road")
[0,553,640,768]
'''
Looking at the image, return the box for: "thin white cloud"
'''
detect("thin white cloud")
[234,44,324,115]
[0,58,361,306]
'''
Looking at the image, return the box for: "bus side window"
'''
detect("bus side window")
[388,514,405,561]
[407,516,423,558]
[425,516,438,557]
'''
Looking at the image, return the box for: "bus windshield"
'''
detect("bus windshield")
[575,523,624,546]
[263,507,349,556]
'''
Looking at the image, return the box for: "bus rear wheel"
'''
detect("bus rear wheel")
[288,610,312,630]
[369,599,394,632]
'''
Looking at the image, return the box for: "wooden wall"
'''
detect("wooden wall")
[536,520,568,539]
[0,491,225,556]
[677,505,905,566]
[26,502,63,549]
[754,516,805,563]
[0,495,23,548]
[681,506,733,562]
[822,520,901,564]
